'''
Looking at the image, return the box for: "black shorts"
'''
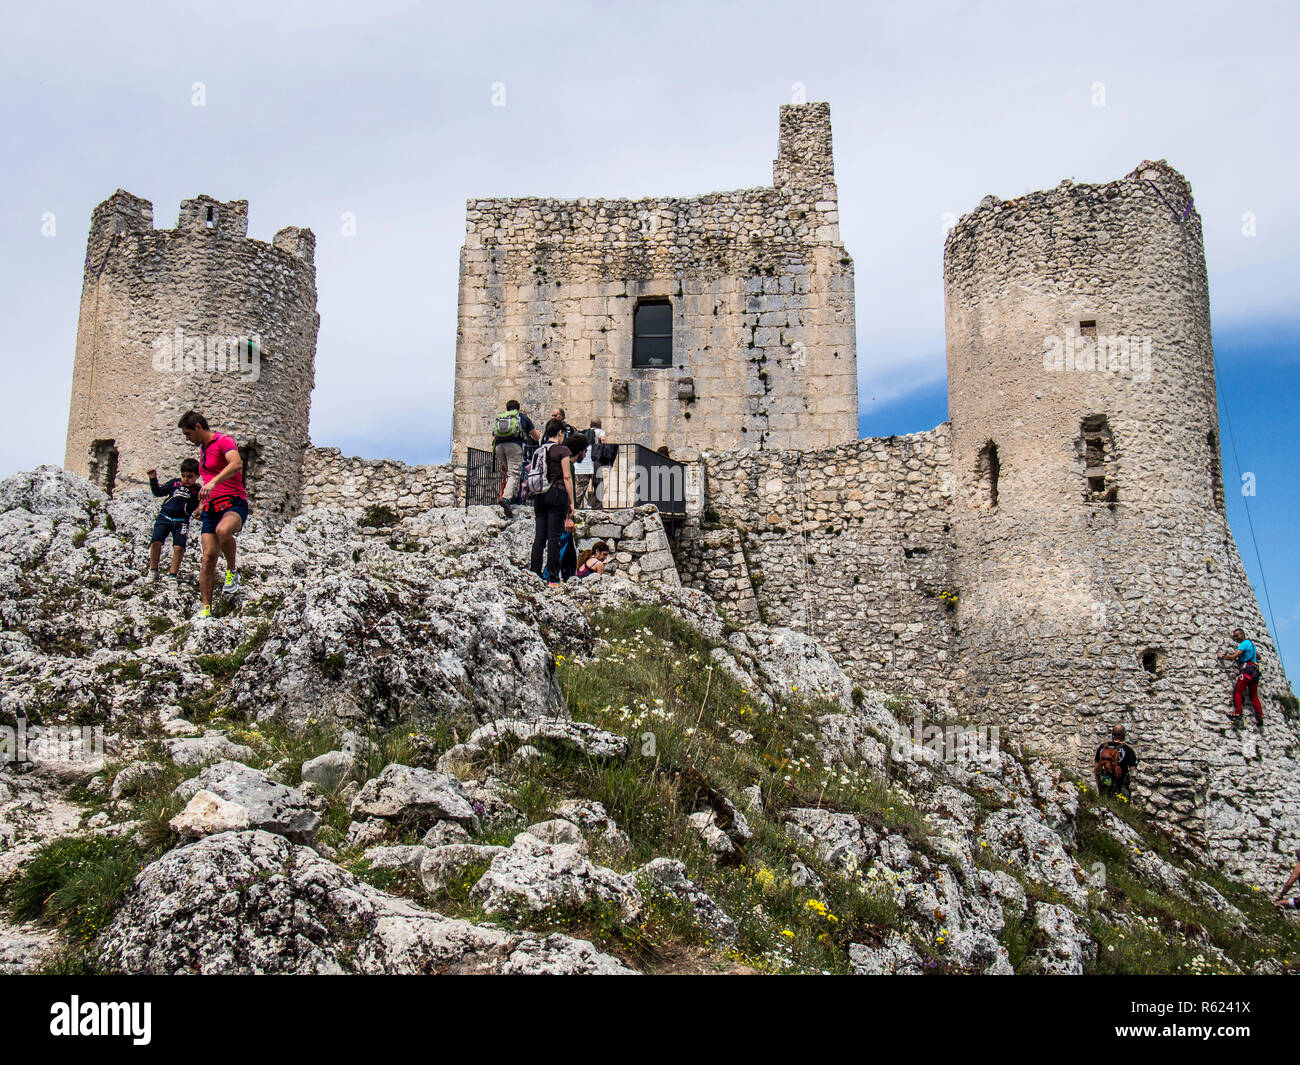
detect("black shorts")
[151,515,188,549]
[201,496,249,536]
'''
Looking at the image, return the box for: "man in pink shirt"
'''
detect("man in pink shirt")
[178,410,250,619]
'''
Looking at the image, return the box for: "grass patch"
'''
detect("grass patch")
[4,835,145,946]
[537,602,916,971]
[194,621,271,681]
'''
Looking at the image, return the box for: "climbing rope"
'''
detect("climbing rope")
[794,457,815,637]
[1215,366,1284,666]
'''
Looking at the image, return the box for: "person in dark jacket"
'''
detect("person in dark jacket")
[146,458,201,583]
[1094,724,1139,798]
[530,420,585,585]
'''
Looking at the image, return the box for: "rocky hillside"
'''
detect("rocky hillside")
[1,465,1297,975]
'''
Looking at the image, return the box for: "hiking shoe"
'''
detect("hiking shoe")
[501,500,513,519]
[196,605,212,620]
[147,569,159,583]
[222,570,241,595]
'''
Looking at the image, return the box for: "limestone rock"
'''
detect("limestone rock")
[95,830,631,974]
[633,858,737,945]
[471,831,642,922]
[301,750,357,791]
[174,760,320,844]
[169,790,252,838]
[349,764,479,832]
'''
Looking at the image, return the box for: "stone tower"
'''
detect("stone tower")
[65,190,319,522]
[450,102,858,462]
[944,162,1299,876]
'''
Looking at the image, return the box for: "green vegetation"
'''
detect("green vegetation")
[5,835,144,946]
[194,621,270,680]
[1075,790,1300,974]
[361,504,400,528]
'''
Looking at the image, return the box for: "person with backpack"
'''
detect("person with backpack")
[491,399,537,519]
[577,418,612,508]
[1218,627,1264,726]
[1094,724,1138,798]
[527,419,585,585]
[550,407,579,438]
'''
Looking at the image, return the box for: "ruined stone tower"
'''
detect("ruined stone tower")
[65,191,318,522]
[450,102,858,460]
[944,162,1298,873]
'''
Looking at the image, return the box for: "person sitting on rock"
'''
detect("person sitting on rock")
[145,458,200,584]
[1217,626,1263,726]
[1094,724,1138,799]
[575,541,610,579]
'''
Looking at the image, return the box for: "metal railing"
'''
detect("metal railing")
[465,446,501,507]
[465,441,686,517]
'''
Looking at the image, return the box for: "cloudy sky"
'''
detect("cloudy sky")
[2,0,1296,670]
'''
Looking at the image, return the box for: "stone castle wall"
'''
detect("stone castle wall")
[450,103,858,463]
[301,447,457,518]
[940,159,1299,879]
[686,427,960,704]
[65,190,318,523]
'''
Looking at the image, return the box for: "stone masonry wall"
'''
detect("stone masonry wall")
[450,103,858,463]
[301,447,457,519]
[66,190,318,524]
[943,159,1300,881]
[674,526,761,622]
[579,505,680,588]
[692,427,959,704]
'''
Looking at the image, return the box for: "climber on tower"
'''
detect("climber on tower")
[1217,627,1263,727]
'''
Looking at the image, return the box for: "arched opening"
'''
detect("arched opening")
[1208,429,1225,509]
[976,440,1000,509]
[88,439,118,497]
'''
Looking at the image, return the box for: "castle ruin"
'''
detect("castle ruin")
[66,190,318,522]
[450,103,859,458]
[63,104,1298,883]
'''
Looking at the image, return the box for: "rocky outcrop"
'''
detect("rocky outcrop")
[96,830,633,975]
[173,761,321,844]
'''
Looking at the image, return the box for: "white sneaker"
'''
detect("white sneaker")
[222,570,241,596]
[147,569,160,583]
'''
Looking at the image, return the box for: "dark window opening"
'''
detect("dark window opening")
[1079,320,1097,338]
[1140,647,1165,676]
[1080,414,1117,503]
[205,205,215,229]
[88,439,119,497]
[1208,429,1225,509]
[239,441,262,505]
[632,298,672,368]
[976,440,1000,508]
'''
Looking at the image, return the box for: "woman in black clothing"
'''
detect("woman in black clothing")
[531,420,586,583]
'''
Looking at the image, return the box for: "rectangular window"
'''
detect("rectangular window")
[1080,414,1116,503]
[633,298,673,368]
[1079,320,1097,338]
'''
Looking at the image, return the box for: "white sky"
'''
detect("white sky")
[1,0,1296,468]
